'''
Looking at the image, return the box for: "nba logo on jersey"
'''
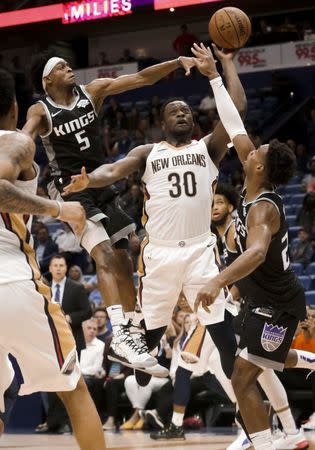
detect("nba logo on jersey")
[261,323,287,352]
[77,99,89,108]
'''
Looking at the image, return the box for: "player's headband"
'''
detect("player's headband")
[42,57,65,92]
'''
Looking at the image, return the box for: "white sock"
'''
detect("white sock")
[294,349,315,369]
[172,411,184,427]
[277,407,298,435]
[249,429,275,450]
[107,305,124,327]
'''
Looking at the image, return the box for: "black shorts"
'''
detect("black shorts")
[52,178,135,244]
[238,303,299,371]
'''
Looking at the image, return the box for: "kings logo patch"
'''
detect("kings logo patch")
[261,323,287,352]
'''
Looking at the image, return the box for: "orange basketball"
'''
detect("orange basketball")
[209,7,251,50]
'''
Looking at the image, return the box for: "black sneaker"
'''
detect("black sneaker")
[150,423,185,440]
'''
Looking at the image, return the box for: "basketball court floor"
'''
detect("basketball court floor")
[0,429,314,450]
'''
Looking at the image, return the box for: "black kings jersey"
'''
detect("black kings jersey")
[235,189,305,319]
[39,85,105,177]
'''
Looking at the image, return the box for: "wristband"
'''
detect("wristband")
[209,76,223,87]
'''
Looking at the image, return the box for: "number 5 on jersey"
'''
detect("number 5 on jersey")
[75,130,90,151]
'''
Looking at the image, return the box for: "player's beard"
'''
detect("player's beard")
[212,212,229,227]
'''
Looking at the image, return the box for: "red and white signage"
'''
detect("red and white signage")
[62,0,132,24]
[74,62,138,84]
[283,41,315,67]
[235,44,281,73]
[154,0,222,10]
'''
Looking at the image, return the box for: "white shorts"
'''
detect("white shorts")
[0,279,80,398]
[138,232,228,330]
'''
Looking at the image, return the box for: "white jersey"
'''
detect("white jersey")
[142,139,218,241]
[0,131,40,284]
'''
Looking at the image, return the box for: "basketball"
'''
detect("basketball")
[208,7,251,50]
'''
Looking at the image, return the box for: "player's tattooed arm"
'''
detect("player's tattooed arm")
[85,58,195,111]
[63,144,153,194]
[22,103,49,140]
[0,133,58,216]
[194,201,279,311]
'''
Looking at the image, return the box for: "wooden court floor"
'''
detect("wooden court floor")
[0,429,315,450]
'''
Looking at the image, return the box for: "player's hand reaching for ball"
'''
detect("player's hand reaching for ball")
[58,201,86,236]
[194,278,222,313]
[211,43,238,62]
[177,56,197,76]
[191,43,220,79]
[63,167,90,196]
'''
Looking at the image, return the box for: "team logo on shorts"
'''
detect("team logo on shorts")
[261,322,287,352]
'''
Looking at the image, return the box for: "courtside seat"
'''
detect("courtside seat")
[298,276,311,291]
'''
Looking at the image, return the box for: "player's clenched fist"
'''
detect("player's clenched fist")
[59,201,86,235]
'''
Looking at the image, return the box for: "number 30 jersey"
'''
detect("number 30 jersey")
[235,189,305,319]
[39,85,105,177]
[142,139,218,241]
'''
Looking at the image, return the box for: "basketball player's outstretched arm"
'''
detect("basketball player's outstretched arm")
[192,43,247,167]
[194,201,280,312]
[63,144,153,194]
[0,132,86,232]
[85,58,196,112]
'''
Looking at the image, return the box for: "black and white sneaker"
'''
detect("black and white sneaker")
[150,423,185,440]
[108,320,156,369]
[143,409,164,430]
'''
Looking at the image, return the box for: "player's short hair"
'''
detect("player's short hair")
[30,49,57,94]
[265,139,296,186]
[215,183,239,210]
[0,70,15,119]
[160,98,194,121]
[49,254,67,265]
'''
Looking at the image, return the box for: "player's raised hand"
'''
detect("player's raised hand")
[194,280,221,313]
[58,201,86,235]
[191,43,219,79]
[211,43,238,62]
[178,56,196,76]
[62,167,89,196]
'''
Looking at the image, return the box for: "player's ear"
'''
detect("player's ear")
[228,204,234,214]
[256,162,265,173]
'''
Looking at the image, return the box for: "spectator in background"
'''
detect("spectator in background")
[302,155,315,192]
[128,106,139,131]
[199,90,216,113]
[34,225,58,274]
[112,129,133,158]
[173,24,198,57]
[53,222,86,270]
[120,184,143,230]
[291,228,313,269]
[102,334,132,430]
[278,307,315,431]
[119,48,136,63]
[98,51,110,66]
[296,192,315,241]
[148,117,164,143]
[93,307,112,342]
[68,265,95,295]
[295,143,308,174]
[81,319,106,419]
[106,98,124,129]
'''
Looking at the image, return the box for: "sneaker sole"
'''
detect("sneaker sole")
[145,411,164,430]
[108,351,156,369]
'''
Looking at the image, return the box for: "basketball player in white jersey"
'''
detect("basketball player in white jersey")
[63,44,246,381]
[0,69,106,450]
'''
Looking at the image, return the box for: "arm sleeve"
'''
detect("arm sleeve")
[210,76,247,142]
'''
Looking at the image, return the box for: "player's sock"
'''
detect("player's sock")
[293,349,315,370]
[107,304,125,328]
[249,429,275,449]
[171,411,184,427]
[277,406,298,435]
